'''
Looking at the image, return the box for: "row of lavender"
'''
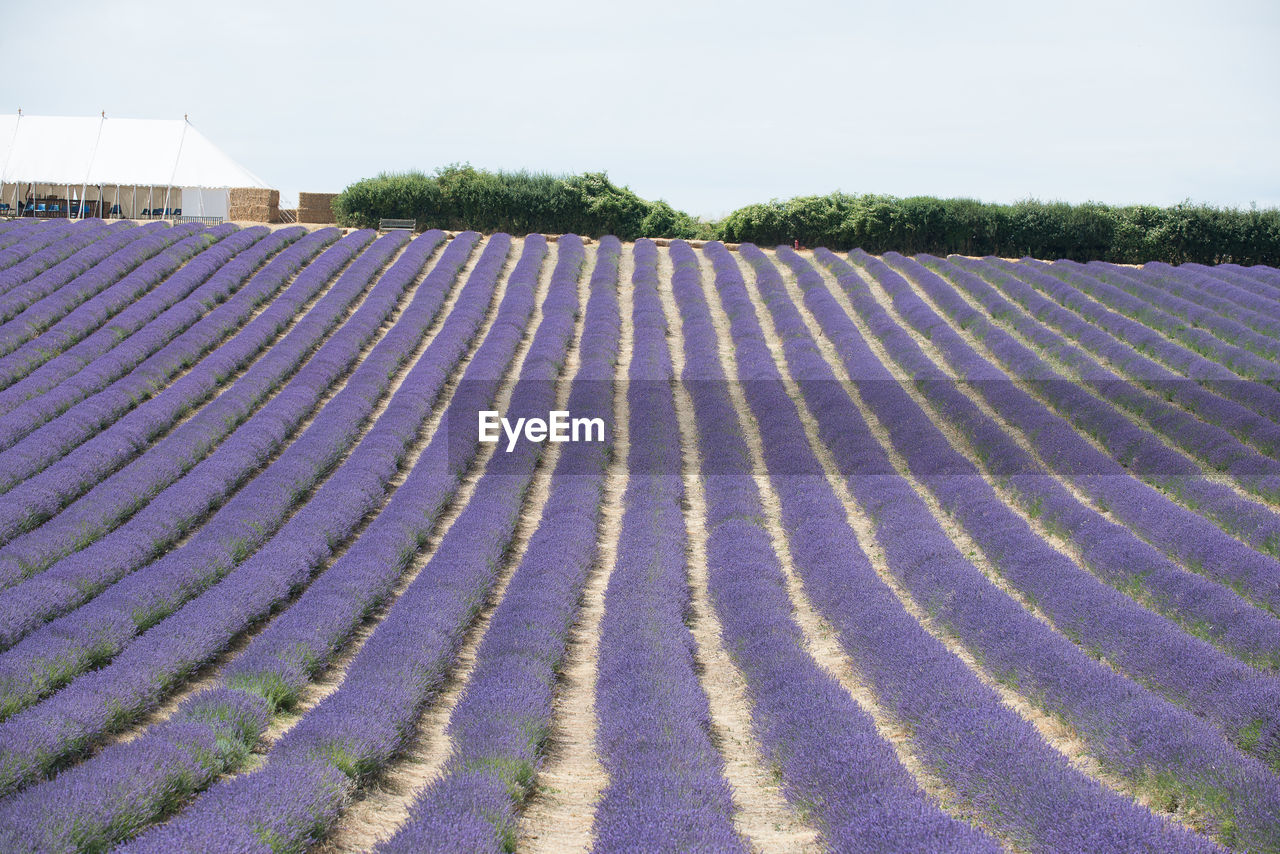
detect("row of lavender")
[379,235,622,851]
[0,229,371,564]
[881,254,1280,661]
[948,256,1280,553]
[372,240,1279,852]
[808,250,1280,845]
[669,242,1001,852]
[0,226,323,457]
[123,233,584,851]
[0,228,515,849]
[834,251,1280,744]
[909,252,1280,615]
[0,231,445,722]
[0,220,1277,852]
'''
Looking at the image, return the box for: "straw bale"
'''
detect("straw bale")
[229,188,279,207]
[228,204,275,221]
[297,208,336,224]
[298,192,337,209]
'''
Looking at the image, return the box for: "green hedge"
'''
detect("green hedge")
[333,169,1280,265]
[717,194,1280,265]
[332,165,709,241]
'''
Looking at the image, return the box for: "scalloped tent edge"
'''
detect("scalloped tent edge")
[0,114,271,219]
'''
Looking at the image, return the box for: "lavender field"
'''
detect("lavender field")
[0,215,1278,853]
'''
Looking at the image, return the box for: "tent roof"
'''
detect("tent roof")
[0,115,270,189]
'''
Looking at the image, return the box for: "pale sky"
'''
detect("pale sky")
[4,0,1277,217]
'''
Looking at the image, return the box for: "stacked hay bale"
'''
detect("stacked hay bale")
[297,192,338,224]
[229,188,279,222]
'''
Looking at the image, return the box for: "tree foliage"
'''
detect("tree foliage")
[718,194,1280,264]
[334,170,1280,264]
[333,165,710,240]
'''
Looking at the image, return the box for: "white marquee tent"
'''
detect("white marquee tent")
[0,114,271,220]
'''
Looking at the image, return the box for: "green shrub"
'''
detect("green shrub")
[720,193,1280,264]
[335,169,1280,264]
[333,165,709,240]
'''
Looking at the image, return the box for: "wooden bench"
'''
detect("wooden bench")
[174,215,224,226]
[378,218,416,233]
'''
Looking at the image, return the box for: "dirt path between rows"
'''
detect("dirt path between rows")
[318,239,581,851]
[917,258,1280,548]
[104,233,454,751]
[661,245,822,853]
[517,243,632,853]
[794,252,1180,827]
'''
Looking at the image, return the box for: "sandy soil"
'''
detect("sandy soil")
[92,235,428,751]
[799,254,1178,823]
[317,239,581,852]
[517,243,631,853]
[660,246,823,853]
[28,236,1250,852]
[926,257,1280,515]
[910,258,1280,572]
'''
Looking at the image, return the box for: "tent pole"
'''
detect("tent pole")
[0,113,20,209]
[83,112,103,221]
[164,118,189,222]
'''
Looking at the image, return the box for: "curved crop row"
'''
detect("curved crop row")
[585,240,743,853]
[792,247,1279,850]
[0,232,460,714]
[0,234,526,845]
[979,257,1280,429]
[1037,259,1280,381]
[874,254,1280,669]
[814,249,1280,747]
[0,220,114,290]
[0,224,254,391]
[709,241,1219,852]
[901,256,1280,611]
[118,235,585,853]
[931,256,1280,606]
[0,235,1275,853]
[377,235,622,852]
[0,221,182,330]
[0,231,369,552]
[670,241,1000,852]
[1173,262,1280,312]
[1119,262,1280,342]
[0,231,393,583]
[0,226,323,453]
[0,226,278,414]
[881,252,1280,554]
[0,224,224,362]
[929,255,1280,481]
